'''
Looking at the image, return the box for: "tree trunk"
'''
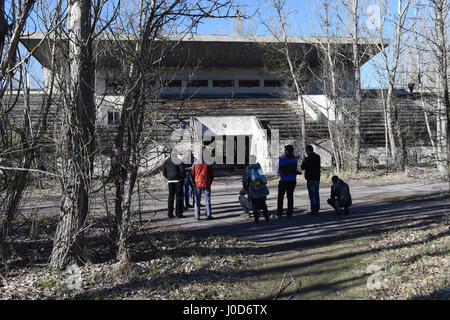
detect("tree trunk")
[50,0,95,269]
[298,96,307,151]
[413,1,437,162]
[49,196,78,269]
[436,99,448,174]
[321,0,344,172]
[385,89,406,171]
[433,0,449,181]
[380,0,409,172]
[352,0,362,173]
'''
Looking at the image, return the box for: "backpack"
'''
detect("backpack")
[250,168,267,191]
[338,182,352,207]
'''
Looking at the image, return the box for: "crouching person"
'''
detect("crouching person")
[243,156,270,224]
[238,188,253,218]
[327,175,352,215]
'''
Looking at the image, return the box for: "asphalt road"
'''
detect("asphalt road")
[21,179,449,245]
[154,181,449,245]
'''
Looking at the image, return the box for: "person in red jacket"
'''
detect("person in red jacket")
[191,158,214,221]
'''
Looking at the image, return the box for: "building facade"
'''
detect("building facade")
[19,33,434,174]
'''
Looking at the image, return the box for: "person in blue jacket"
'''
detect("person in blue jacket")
[277,145,301,217]
[242,155,270,224]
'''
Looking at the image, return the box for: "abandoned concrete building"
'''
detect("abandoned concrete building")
[17,33,434,174]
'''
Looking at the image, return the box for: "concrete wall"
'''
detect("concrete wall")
[93,66,326,97]
[192,115,273,172]
[96,95,124,125]
[360,146,435,167]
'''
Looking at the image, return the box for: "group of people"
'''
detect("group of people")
[161,144,352,223]
[238,144,351,223]
[162,154,215,220]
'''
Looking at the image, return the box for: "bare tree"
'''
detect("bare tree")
[49,0,114,269]
[428,0,449,184]
[349,0,363,173]
[418,0,449,185]
[0,0,35,96]
[258,0,308,151]
[402,0,448,181]
[0,0,55,259]
[411,0,437,160]
[109,0,240,263]
[370,0,411,172]
[313,0,348,172]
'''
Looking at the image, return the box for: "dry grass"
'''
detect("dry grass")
[362,219,450,299]
[0,216,259,300]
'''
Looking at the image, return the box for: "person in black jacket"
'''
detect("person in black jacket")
[163,154,186,218]
[301,145,321,215]
[327,175,352,215]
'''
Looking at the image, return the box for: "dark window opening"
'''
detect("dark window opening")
[187,80,209,87]
[163,80,182,87]
[239,80,260,87]
[108,111,121,125]
[264,80,283,87]
[213,80,234,87]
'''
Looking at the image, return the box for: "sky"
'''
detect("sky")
[190,0,404,89]
[21,0,407,89]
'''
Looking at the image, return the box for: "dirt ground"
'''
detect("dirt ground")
[1,169,449,300]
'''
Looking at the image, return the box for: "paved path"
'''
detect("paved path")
[24,180,449,245]
[146,181,450,245]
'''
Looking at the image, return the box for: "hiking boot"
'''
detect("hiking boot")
[206,216,215,220]
[168,214,175,219]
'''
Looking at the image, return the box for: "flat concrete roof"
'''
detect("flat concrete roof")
[21,32,388,69]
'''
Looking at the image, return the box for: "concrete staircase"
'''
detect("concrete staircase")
[339,94,435,147]
[3,92,436,153]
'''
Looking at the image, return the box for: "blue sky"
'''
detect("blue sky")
[22,0,406,89]
[191,0,404,89]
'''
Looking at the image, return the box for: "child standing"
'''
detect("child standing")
[243,157,270,224]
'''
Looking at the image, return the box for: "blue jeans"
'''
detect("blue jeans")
[184,177,193,207]
[194,187,212,218]
[307,180,320,213]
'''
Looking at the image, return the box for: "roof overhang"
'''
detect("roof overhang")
[20,32,389,70]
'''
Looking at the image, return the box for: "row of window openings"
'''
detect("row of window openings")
[167,79,286,88]
[106,79,289,92]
